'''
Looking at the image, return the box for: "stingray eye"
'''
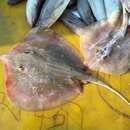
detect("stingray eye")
[96,48,100,53]
[18,64,27,73]
[24,50,34,54]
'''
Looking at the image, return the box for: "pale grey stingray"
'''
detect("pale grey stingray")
[61,0,130,74]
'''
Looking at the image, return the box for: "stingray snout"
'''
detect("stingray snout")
[0,54,11,64]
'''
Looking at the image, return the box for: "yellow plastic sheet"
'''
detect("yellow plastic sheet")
[1,1,130,130]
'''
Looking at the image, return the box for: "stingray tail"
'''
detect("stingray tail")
[98,88,130,119]
[81,75,130,106]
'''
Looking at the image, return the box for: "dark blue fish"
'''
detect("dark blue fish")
[61,8,87,35]
[77,0,96,25]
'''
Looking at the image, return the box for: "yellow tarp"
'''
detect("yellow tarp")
[0,1,130,130]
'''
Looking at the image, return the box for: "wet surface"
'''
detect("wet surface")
[1,1,130,130]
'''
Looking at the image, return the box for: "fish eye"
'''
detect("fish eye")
[18,64,27,73]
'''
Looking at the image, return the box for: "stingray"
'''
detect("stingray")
[0,28,130,110]
[61,0,130,74]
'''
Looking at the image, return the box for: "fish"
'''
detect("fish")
[87,0,106,21]
[61,8,87,35]
[1,28,130,111]
[104,0,121,18]
[35,0,70,28]
[77,0,96,25]
[26,0,70,27]
[61,1,130,74]
[67,0,123,63]
[68,0,77,7]
[94,0,128,62]
[26,0,46,27]
[7,0,24,5]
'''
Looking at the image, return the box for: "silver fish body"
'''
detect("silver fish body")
[104,0,121,18]
[87,0,106,21]
[26,0,46,27]
[26,0,70,28]
[36,0,70,28]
